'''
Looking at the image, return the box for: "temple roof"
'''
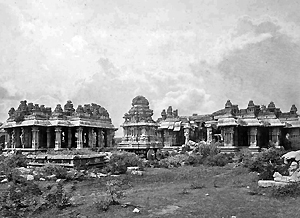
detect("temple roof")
[4,100,116,130]
[217,117,238,127]
[132,95,149,106]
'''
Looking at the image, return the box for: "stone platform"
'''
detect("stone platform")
[258,180,290,187]
[27,153,107,169]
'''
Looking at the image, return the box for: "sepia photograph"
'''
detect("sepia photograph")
[0,0,300,217]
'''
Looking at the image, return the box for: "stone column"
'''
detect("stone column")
[15,128,21,148]
[54,127,62,150]
[269,127,281,147]
[97,129,103,148]
[32,127,39,150]
[68,128,72,149]
[28,128,32,149]
[106,129,113,147]
[46,128,51,149]
[4,130,11,149]
[88,128,94,148]
[206,127,213,144]
[249,127,258,147]
[224,127,235,147]
[76,127,83,149]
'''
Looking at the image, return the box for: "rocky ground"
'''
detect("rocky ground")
[1,164,299,218]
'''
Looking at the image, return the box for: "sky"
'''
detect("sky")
[1,0,300,136]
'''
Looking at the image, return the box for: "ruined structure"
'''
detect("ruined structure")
[155,100,300,152]
[156,107,212,149]
[3,100,117,151]
[118,96,162,155]
[209,100,299,152]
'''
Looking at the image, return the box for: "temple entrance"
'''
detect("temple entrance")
[237,126,248,147]
[259,127,269,148]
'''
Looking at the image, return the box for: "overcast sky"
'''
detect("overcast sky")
[1,0,300,136]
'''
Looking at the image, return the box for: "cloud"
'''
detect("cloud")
[195,16,300,111]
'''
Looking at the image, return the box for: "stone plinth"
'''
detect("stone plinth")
[258,180,289,187]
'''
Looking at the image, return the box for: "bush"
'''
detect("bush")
[94,179,125,212]
[0,178,73,217]
[197,143,220,157]
[104,151,144,174]
[39,164,68,179]
[94,198,111,212]
[244,148,288,180]
[185,154,203,166]
[235,149,254,167]
[0,153,28,179]
[206,153,232,167]
[271,182,300,198]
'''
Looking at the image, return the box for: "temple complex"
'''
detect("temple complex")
[156,106,212,149]
[154,100,300,152]
[118,96,162,156]
[2,100,117,151]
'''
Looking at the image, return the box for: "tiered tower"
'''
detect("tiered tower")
[118,96,162,155]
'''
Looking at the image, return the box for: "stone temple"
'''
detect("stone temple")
[119,96,300,153]
[118,96,162,155]
[2,100,117,151]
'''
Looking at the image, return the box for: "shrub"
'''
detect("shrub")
[0,153,28,179]
[206,153,232,167]
[105,151,144,174]
[0,179,42,217]
[235,149,254,167]
[94,179,125,212]
[157,154,189,168]
[39,164,68,179]
[244,148,287,180]
[43,183,72,209]
[94,198,111,212]
[271,182,300,198]
[190,181,205,189]
[185,154,203,166]
[197,143,220,157]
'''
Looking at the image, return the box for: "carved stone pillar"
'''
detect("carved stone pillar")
[206,127,213,144]
[269,127,281,147]
[32,127,39,150]
[88,128,94,148]
[20,128,25,148]
[97,129,103,148]
[224,127,235,147]
[68,128,72,149]
[248,127,258,147]
[46,128,51,149]
[54,127,62,150]
[106,129,114,147]
[76,127,83,149]
[4,130,11,149]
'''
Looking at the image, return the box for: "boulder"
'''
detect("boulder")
[97,173,108,178]
[1,178,8,183]
[131,170,143,176]
[133,208,140,213]
[16,167,31,174]
[89,172,97,178]
[26,175,34,181]
[127,167,139,172]
[47,175,57,180]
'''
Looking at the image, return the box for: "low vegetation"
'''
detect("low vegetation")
[0,147,300,217]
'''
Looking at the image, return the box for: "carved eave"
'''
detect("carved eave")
[121,122,159,127]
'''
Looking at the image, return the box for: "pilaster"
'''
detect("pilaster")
[32,127,39,150]
[76,127,83,149]
[54,127,62,150]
